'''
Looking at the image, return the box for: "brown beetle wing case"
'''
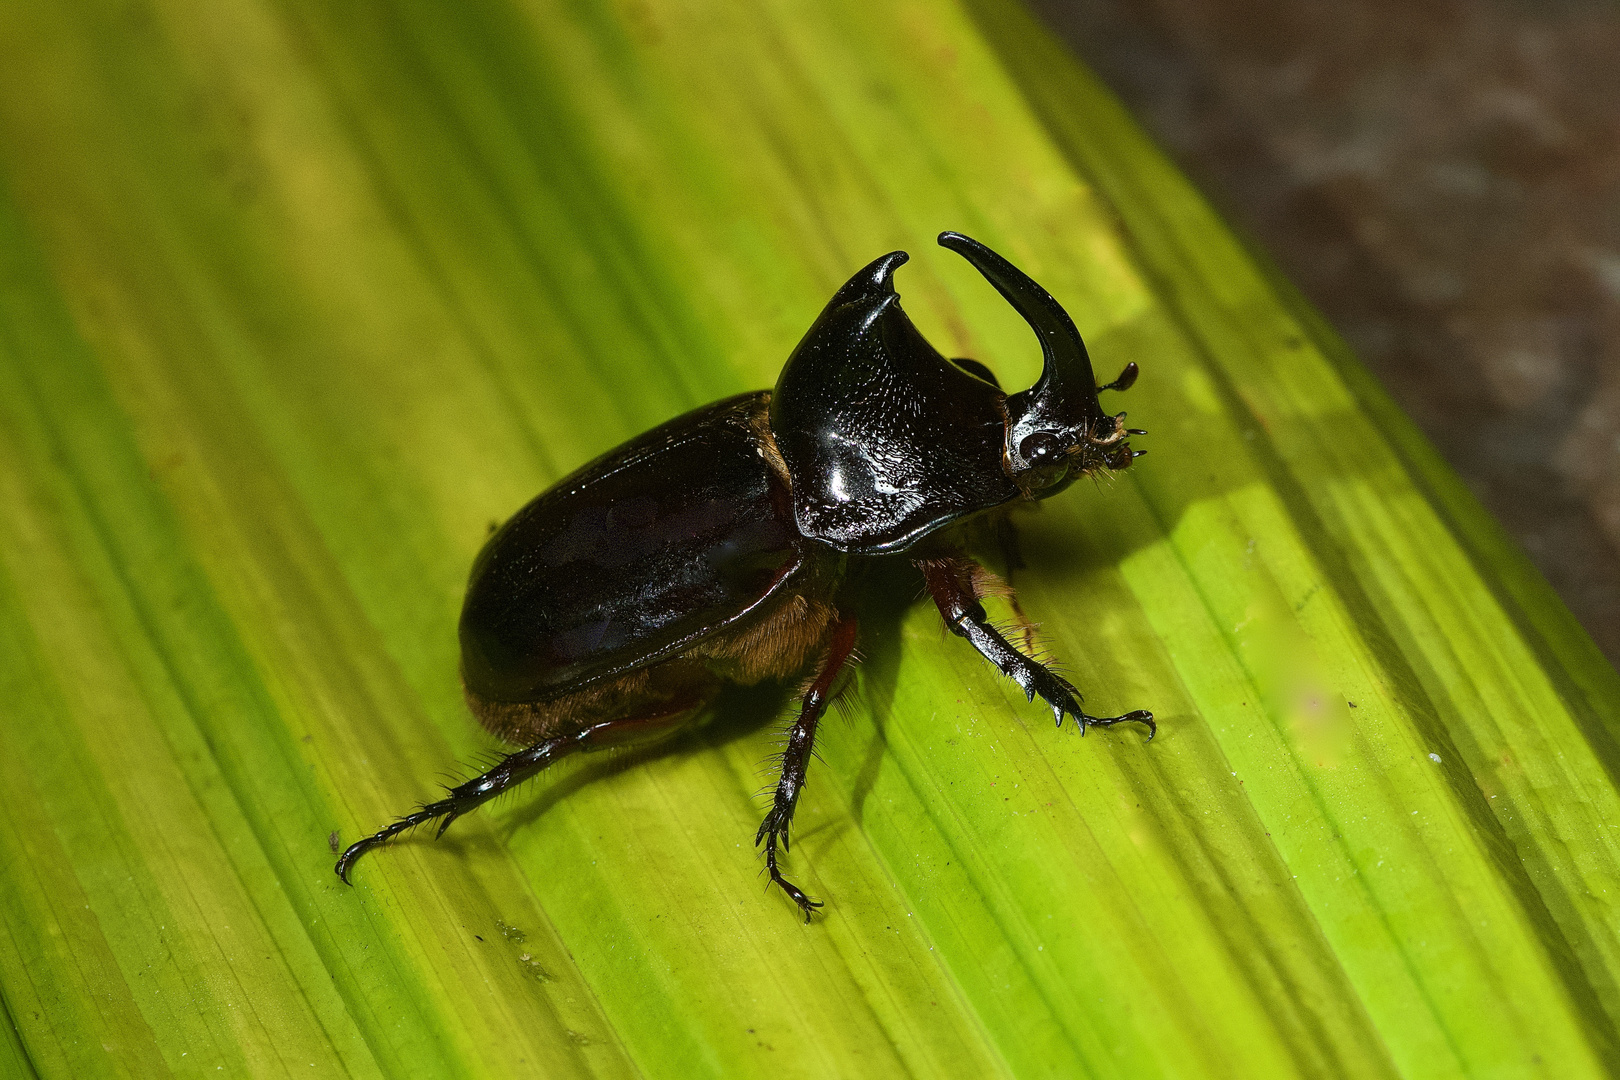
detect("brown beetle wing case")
[459,393,810,704]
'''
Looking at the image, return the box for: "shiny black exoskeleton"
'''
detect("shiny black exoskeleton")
[337,232,1153,920]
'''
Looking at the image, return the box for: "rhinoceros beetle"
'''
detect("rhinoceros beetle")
[336,232,1152,920]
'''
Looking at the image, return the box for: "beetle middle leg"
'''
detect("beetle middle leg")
[336,699,699,883]
[756,614,859,921]
[917,555,1154,738]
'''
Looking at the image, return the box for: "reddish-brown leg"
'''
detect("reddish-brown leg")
[917,555,1154,737]
[336,701,696,883]
[756,614,859,921]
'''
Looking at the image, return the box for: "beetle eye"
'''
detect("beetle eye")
[1019,431,1064,467]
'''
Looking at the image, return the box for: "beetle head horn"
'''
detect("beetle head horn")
[938,231,1142,487]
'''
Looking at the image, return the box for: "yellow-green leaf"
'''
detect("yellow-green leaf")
[2,0,1617,1077]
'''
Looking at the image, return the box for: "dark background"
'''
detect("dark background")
[1033,0,1620,665]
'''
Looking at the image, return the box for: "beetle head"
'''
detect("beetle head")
[769,234,1145,555]
[939,232,1144,498]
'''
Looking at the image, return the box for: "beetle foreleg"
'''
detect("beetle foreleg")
[917,556,1154,739]
[756,614,858,922]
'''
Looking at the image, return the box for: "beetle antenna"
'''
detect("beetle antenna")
[1097,362,1139,394]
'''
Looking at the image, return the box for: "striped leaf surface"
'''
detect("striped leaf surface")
[1,0,1617,1077]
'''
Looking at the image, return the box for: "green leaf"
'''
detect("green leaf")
[2,0,1617,1077]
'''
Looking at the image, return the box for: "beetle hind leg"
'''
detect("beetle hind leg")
[336,697,701,884]
[917,555,1154,739]
[336,730,590,883]
[756,614,859,921]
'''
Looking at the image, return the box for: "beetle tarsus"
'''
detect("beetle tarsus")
[335,807,441,884]
[755,615,858,920]
[758,805,823,921]
[761,827,823,922]
[335,727,600,884]
[1028,656,1154,739]
[1083,709,1156,738]
[335,795,479,884]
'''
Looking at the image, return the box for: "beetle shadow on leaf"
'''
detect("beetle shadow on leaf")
[841,557,916,829]
[479,563,928,849]
[488,680,800,843]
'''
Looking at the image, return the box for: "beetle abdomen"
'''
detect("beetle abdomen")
[465,590,842,744]
[459,393,809,705]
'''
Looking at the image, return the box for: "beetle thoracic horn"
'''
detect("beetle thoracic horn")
[936,231,1100,405]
